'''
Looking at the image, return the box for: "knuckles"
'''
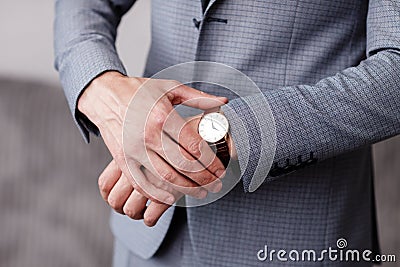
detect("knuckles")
[143,109,167,147]
[144,215,157,227]
[174,157,193,172]
[160,171,174,183]
[107,195,122,211]
[98,177,112,196]
[123,206,143,220]
[187,139,201,156]
[206,162,220,175]
[113,150,126,166]
[150,109,167,128]
[166,80,180,91]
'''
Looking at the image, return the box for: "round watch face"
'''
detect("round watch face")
[198,112,229,143]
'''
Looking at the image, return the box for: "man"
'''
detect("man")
[54,0,400,266]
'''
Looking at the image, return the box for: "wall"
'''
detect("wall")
[0,0,151,82]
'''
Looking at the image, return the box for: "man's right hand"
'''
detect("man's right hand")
[98,160,175,227]
[78,71,227,204]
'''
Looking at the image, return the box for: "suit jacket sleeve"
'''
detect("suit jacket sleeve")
[221,0,400,192]
[54,0,136,142]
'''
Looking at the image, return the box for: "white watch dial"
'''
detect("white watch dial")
[198,112,229,143]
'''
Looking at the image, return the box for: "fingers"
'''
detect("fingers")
[99,160,174,223]
[98,160,122,201]
[159,111,225,186]
[123,190,148,220]
[143,202,171,227]
[107,174,134,214]
[134,168,178,226]
[123,79,227,198]
[91,77,228,227]
[142,166,184,202]
[146,82,227,176]
[140,151,209,199]
[160,110,226,181]
[98,160,177,227]
[168,83,228,109]
[163,111,225,178]
[124,168,176,223]
[127,162,177,205]
[152,132,223,193]
[142,163,195,197]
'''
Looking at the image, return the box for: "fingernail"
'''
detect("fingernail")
[198,190,208,199]
[217,96,228,103]
[216,169,225,178]
[166,196,175,204]
[210,180,223,193]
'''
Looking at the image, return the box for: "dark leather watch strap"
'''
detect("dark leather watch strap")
[211,138,230,168]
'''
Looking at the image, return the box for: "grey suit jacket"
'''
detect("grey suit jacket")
[54,0,400,266]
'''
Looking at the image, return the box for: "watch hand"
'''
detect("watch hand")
[212,120,226,132]
[211,121,218,130]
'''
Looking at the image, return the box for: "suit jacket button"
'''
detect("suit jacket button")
[295,155,304,168]
[282,159,295,173]
[305,152,318,165]
[269,163,283,177]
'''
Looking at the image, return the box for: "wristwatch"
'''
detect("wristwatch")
[198,108,230,168]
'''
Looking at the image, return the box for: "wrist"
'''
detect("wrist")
[197,108,237,166]
[78,71,124,111]
[77,71,129,126]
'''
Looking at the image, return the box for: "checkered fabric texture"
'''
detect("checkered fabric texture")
[54,0,400,266]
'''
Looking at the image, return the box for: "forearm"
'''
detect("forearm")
[224,49,400,192]
[54,0,135,141]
